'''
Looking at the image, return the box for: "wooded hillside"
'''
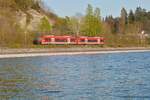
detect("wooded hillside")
[0,1,150,48]
[0,0,57,48]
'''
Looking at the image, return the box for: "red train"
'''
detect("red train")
[34,35,104,45]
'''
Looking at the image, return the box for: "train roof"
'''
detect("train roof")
[42,35,104,39]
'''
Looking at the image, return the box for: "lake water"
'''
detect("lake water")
[0,52,150,100]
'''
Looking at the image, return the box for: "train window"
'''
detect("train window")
[55,38,67,42]
[71,38,76,42]
[80,39,85,42]
[100,39,104,42]
[45,38,51,42]
[88,40,97,42]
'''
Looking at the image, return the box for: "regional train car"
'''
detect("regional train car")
[33,35,104,45]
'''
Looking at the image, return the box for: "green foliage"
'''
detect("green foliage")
[86,4,93,16]
[1,1,150,48]
[128,10,135,24]
[103,7,150,47]
[52,17,72,35]
[81,4,102,36]
[38,17,52,33]
[135,7,147,22]
[0,12,25,47]
[67,17,80,35]
[94,8,101,20]
[105,16,117,34]
[0,0,43,48]
[121,8,128,24]
[119,8,128,34]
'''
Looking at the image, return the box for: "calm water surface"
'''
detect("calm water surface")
[0,52,150,100]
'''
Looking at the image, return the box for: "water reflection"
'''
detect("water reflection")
[0,59,39,100]
[0,58,62,100]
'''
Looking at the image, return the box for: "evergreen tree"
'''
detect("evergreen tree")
[121,8,128,24]
[128,10,135,24]
[135,7,142,21]
[119,8,128,34]
[135,7,147,22]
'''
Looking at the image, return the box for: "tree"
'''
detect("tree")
[128,10,135,24]
[52,17,71,35]
[81,4,102,36]
[119,8,128,34]
[135,7,142,21]
[67,15,82,36]
[135,7,148,22]
[105,16,116,34]
[94,8,101,20]
[93,7,102,35]
[121,8,128,24]
[38,17,52,34]
[81,4,93,36]
[86,4,93,16]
